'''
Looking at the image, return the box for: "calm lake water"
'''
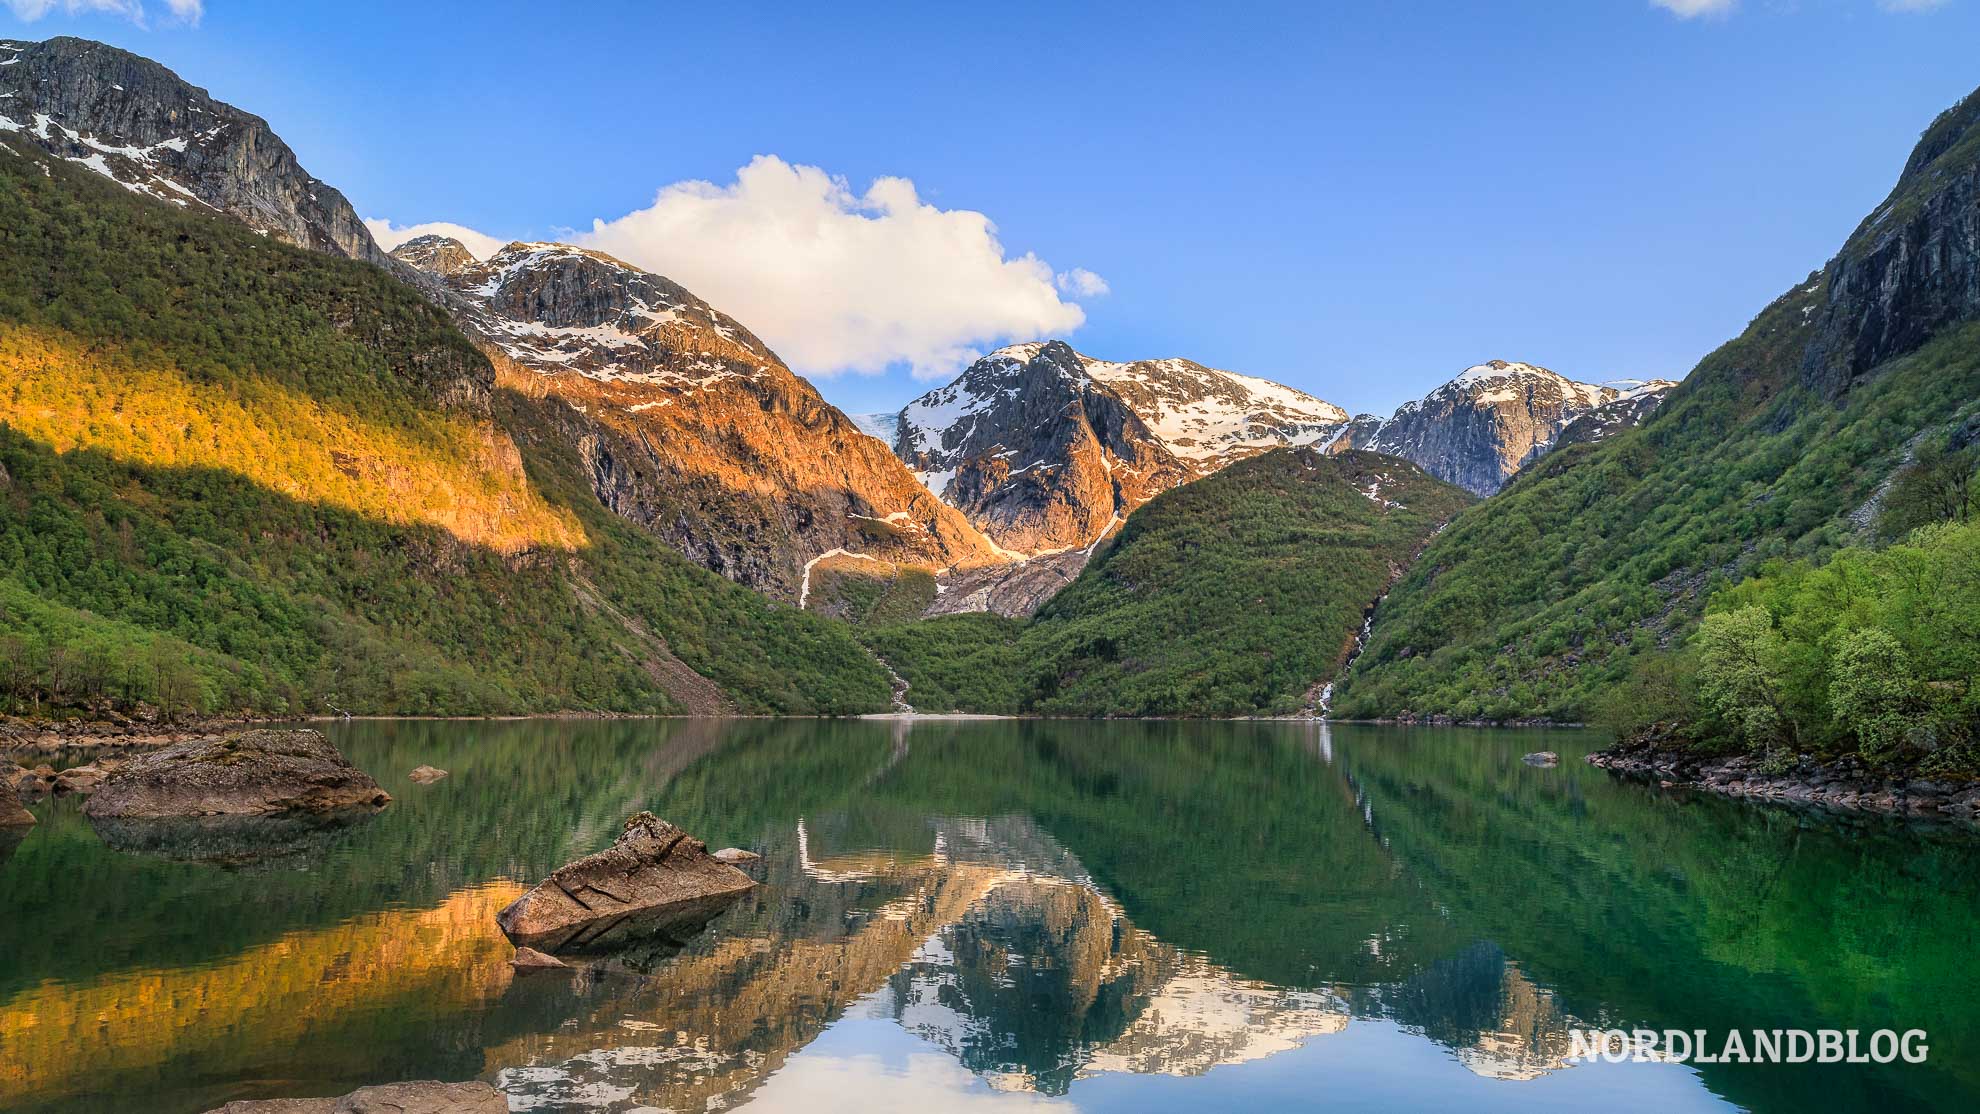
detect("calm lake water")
[2,719,1977,1113]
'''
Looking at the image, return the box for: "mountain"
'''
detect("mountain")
[391,237,1006,599]
[1334,84,1980,721]
[863,449,1472,716]
[885,341,1350,555]
[0,36,389,268]
[1333,361,1677,495]
[0,50,899,717]
[0,35,1008,609]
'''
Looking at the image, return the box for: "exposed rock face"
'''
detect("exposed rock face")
[1804,89,1980,398]
[890,341,1348,555]
[1333,361,1675,495]
[0,37,390,267]
[394,238,1008,599]
[204,1081,508,1114]
[82,730,390,819]
[0,778,33,827]
[495,812,756,949]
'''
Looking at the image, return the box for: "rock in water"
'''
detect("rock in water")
[83,730,390,820]
[0,778,34,827]
[509,947,568,972]
[407,766,449,784]
[496,812,755,949]
[1522,751,1560,767]
[712,847,761,865]
[203,1080,507,1113]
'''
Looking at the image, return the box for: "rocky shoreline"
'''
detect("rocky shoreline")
[1589,735,1980,822]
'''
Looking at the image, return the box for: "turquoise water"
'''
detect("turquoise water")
[1,719,1975,1112]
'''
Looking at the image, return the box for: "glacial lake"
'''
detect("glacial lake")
[2,719,1977,1113]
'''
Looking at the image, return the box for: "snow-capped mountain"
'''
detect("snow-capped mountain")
[884,341,1350,554]
[0,36,389,268]
[1335,361,1677,495]
[392,236,1008,597]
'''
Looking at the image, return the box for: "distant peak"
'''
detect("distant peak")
[388,235,477,276]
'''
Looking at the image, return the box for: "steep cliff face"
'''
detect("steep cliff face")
[0,36,390,268]
[1803,89,1980,398]
[891,341,1348,554]
[1335,361,1674,495]
[394,237,1007,598]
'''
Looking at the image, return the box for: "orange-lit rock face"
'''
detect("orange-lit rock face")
[892,341,1351,557]
[394,238,1009,601]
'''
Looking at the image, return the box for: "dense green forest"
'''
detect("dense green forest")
[863,450,1472,716]
[0,143,891,718]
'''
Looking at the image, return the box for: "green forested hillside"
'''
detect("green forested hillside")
[0,142,890,717]
[864,449,1472,716]
[1337,90,1980,724]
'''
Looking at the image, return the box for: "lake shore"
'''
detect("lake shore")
[1589,732,1980,822]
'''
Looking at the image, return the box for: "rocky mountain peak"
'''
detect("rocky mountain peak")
[0,36,389,267]
[1340,360,1670,495]
[389,234,479,277]
[888,339,1350,555]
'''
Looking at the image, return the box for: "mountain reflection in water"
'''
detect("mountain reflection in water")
[1,718,1975,1114]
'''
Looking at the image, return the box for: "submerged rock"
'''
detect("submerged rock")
[510,947,568,972]
[1522,751,1560,767]
[1,778,33,827]
[89,807,383,868]
[712,846,761,865]
[84,730,389,820]
[407,765,449,784]
[204,1079,507,1113]
[496,812,756,951]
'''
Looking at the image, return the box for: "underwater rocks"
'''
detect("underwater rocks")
[203,1080,508,1113]
[83,730,390,820]
[495,812,756,951]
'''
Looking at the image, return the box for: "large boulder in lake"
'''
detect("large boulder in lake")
[84,729,390,820]
[496,812,756,951]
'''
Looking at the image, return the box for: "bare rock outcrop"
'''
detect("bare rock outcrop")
[83,730,389,820]
[495,812,755,949]
[1,778,33,827]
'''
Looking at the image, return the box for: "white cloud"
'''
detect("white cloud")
[3,0,201,24]
[1056,268,1111,298]
[364,218,508,262]
[576,155,1099,379]
[1650,0,1736,17]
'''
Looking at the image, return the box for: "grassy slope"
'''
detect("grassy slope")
[0,143,889,716]
[865,449,1472,716]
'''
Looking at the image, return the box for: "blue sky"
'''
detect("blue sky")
[6,1,1980,416]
